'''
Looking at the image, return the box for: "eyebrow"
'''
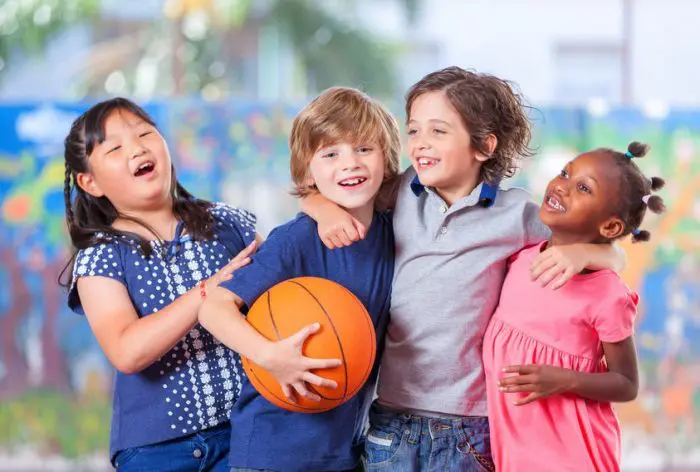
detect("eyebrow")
[407,118,453,127]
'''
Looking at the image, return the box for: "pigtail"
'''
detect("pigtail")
[627,141,650,158]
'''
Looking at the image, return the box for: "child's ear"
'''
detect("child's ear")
[76,172,105,198]
[599,216,625,239]
[475,134,498,162]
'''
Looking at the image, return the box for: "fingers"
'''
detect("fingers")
[498,382,537,393]
[550,267,575,290]
[292,382,321,402]
[321,235,338,250]
[303,356,342,370]
[291,323,321,343]
[302,372,338,389]
[352,218,367,240]
[498,374,535,387]
[502,365,536,375]
[535,264,565,287]
[513,392,541,406]
[281,384,296,404]
[529,251,553,279]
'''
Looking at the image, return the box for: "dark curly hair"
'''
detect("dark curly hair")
[405,66,534,185]
[594,141,666,243]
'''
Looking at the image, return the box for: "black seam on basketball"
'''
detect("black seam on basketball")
[243,359,331,412]
[266,291,282,340]
[289,280,349,401]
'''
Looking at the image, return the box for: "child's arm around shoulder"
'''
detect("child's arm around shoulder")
[77,241,255,374]
[530,243,626,289]
[301,170,404,249]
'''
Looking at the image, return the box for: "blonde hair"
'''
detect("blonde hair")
[290,87,401,197]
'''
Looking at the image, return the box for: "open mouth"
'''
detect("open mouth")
[545,194,566,213]
[416,157,439,169]
[338,177,367,187]
[134,161,155,177]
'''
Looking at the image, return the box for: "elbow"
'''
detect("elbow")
[619,382,639,403]
[112,356,149,375]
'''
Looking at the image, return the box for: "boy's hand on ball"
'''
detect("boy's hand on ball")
[259,322,342,403]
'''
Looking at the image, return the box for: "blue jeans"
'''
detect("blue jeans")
[363,403,494,472]
[113,423,230,471]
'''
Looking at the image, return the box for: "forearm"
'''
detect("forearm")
[115,287,202,373]
[583,243,626,272]
[198,292,273,364]
[300,191,336,222]
[569,370,638,402]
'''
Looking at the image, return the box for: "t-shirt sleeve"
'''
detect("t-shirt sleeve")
[591,289,639,343]
[218,225,298,309]
[210,203,257,256]
[522,200,551,247]
[67,242,127,315]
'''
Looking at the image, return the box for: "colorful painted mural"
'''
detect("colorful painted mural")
[0,101,698,470]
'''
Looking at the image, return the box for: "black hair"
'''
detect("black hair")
[59,97,214,287]
[595,141,666,243]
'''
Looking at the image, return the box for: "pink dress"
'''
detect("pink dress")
[482,242,638,472]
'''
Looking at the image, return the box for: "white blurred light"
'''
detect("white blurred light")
[642,100,669,120]
[313,27,332,46]
[182,11,210,41]
[105,70,127,94]
[33,5,52,26]
[586,98,610,118]
[134,59,158,98]
[0,56,4,72]
[209,61,225,78]
[201,83,221,102]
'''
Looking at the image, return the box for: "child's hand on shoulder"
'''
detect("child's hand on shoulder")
[205,240,257,289]
[530,244,589,290]
[258,323,342,404]
[498,364,577,406]
[317,208,366,249]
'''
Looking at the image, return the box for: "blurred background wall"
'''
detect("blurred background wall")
[0,1,698,470]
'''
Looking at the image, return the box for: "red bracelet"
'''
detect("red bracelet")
[199,280,206,299]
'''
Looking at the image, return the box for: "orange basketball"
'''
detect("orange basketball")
[240,277,376,413]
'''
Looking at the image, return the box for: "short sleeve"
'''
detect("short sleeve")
[592,289,639,343]
[210,203,257,256]
[522,200,551,247]
[219,225,299,309]
[68,242,127,315]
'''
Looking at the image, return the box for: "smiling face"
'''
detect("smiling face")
[540,151,625,244]
[76,109,173,213]
[307,141,385,216]
[406,90,489,204]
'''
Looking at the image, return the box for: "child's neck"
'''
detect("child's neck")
[434,171,480,207]
[345,202,375,230]
[113,203,180,241]
[549,232,596,247]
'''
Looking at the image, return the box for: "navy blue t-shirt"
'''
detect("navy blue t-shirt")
[220,212,394,472]
[67,203,256,460]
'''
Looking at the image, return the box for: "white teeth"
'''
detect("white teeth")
[138,162,152,171]
[418,158,437,166]
[548,197,565,212]
[339,177,366,186]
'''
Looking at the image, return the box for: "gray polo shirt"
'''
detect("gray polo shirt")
[377,167,550,417]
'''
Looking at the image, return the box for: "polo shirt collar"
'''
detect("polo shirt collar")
[410,174,499,208]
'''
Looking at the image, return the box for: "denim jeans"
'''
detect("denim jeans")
[363,403,494,472]
[113,423,230,471]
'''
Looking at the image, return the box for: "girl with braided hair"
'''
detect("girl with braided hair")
[60,97,259,471]
[483,142,666,472]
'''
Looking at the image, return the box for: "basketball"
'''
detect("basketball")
[240,277,376,413]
